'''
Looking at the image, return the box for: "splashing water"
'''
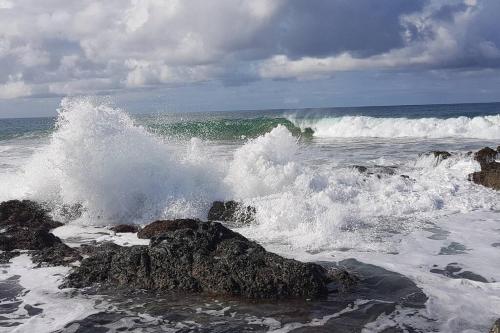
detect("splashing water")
[9,97,225,224]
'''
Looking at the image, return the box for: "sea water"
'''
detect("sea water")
[0,97,499,332]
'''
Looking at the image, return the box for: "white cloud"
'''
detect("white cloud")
[0,0,498,99]
[0,76,32,99]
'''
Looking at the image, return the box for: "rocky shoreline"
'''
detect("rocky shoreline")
[0,199,356,300]
[1,146,499,331]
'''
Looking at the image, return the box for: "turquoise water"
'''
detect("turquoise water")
[1,102,499,141]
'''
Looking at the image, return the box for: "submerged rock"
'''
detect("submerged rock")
[208,201,256,225]
[64,220,352,299]
[430,263,488,283]
[429,150,452,161]
[352,165,399,179]
[468,146,500,190]
[110,224,139,233]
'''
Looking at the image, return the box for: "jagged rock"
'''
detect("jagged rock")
[207,201,256,225]
[0,227,62,251]
[0,250,20,264]
[429,151,451,160]
[352,165,397,178]
[110,224,139,233]
[0,200,81,266]
[137,219,199,239]
[0,200,64,251]
[79,242,123,256]
[474,147,498,168]
[419,151,452,165]
[468,146,500,190]
[64,221,353,299]
[32,243,82,267]
[0,200,63,230]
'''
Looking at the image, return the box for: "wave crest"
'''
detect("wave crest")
[288,115,500,139]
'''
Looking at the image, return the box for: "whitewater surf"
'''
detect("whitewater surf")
[0,97,499,332]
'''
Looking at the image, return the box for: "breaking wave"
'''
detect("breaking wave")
[288,114,500,139]
[2,97,498,244]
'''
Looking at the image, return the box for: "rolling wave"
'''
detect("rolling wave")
[287,114,500,139]
[144,117,308,140]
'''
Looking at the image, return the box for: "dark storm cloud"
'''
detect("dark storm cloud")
[273,0,426,58]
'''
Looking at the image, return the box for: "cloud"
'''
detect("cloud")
[0,0,499,99]
[0,75,32,99]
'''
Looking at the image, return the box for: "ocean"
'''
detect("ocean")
[0,97,499,332]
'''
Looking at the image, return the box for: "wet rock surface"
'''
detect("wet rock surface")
[352,165,397,177]
[31,243,82,267]
[438,242,468,255]
[0,200,80,266]
[430,263,488,283]
[59,259,429,333]
[137,219,200,239]
[469,146,500,190]
[65,220,350,299]
[109,224,139,233]
[208,201,256,225]
[0,251,20,264]
[0,200,62,230]
[427,150,452,161]
[0,201,64,252]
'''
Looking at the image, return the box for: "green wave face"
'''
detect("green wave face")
[145,117,311,140]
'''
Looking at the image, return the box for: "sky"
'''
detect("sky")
[1,0,500,117]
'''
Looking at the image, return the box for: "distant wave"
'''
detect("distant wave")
[145,117,309,140]
[287,114,500,139]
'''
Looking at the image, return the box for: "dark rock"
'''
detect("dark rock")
[207,201,256,225]
[474,147,498,168]
[430,263,488,283]
[352,165,397,177]
[438,242,468,255]
[64,221,352,299]
[420,151,452,165]
[0,200,63,230]
[400,174,413,180]
[110,224,139,233]
[0,199,81,266]
[0,227,62,251]
[79,242,123,256]
[137,219,199,239]
[469,168,500,190]
[430,151,451,160]
[468,146,500,190]
[0,250,20,264]
[32,243,82,267]
[352,165,368,173]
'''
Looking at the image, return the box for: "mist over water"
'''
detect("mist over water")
[0,97,499,332]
